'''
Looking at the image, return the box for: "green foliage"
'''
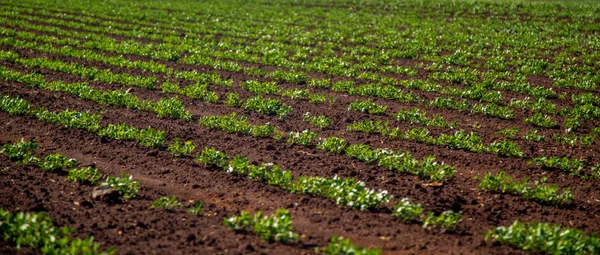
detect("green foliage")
[0,208,114,254]
[241,80,281,95]
[317,236,381,255]
[591,163,600,180]
[104,174,140,199]
[488,140,524,157]
[485,221,600,255]
[224,92,242,107]
[223,209,300,243]
[435,130,485,152]
[39,154,76,172]
[303,112,332,129]
[347,120,387,134]
[250,123,278,138]
[291,175,392,210]
[99,124,166,148]
[531,156,584,175]
[332,81,355,92]
[316,137,347,154]
[34,109,102,133]
[428,97,470,111]
[242,96,292,118]
[167,138,196,157]
[196,147,229,168]
[345,144,389,163]
[66,166,103,185]
[308,93,329,104]
[348,99,387,115]
[267,69,307,84]
[200,113,279,138]
[281,88,309,100]
[151,196,182,210]
[422,211,462,231]
[307,78,330,89]
[479,171,574,205]
[563,117,581,132]
[187,201,204,216]
[154,97,192,120]
[1,139,38,164]
[496,127,519,139]
[523,130,546,142]
[471,103,514,120]
[0,95,32,115]
[392,198,423,223]
[287,130,318,146]
[378,153,455,181]
[200,113,251,134]
[525,113,557,128]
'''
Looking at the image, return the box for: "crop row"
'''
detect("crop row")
[0,208,114,255]
[0,93,465,233]
[3,3,597,106]
[224,209,381,254]
[2,22,599,144]
[199,113,454,181]
[3,2,598,97]
[3,17,600,133]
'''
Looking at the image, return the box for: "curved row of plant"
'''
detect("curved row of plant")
[199,113,455,182]
[0,94,462,232]
[3,21,598,133]
[3,3,597,101]
[0,208,114,255]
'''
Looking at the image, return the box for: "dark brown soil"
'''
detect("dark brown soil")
[1,2,600,254]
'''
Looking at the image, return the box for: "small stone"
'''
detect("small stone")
[92,185,120,200]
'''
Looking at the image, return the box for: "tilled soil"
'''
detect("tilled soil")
[1,2,600,254]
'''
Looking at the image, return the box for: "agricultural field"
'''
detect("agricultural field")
[0,0,600,254]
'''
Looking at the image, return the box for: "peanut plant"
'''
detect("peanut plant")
[224,209,300,243]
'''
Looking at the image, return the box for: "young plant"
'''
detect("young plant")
[496,127,519,139]
[104,173,140,199]
[345,144,388,163]
[151,196,182,210]
[167,138,196,157]
[34,109,102,133]
[187,201,204,216]
[66,166,103,185]
[223,209,300,243]
[524,113,557,128]
[242,96,292,118]
[39,154,77,172]
[0,139,38,164]
[523,130,546,142]
[0,95,32,115]
[488,140,524,157]
[479,171,574,205]
[317,236,381,255]
[485,221,600,254]
[287,130,318,146]
[348,99,387,115]
[195,147,229,168]
[241,80,280,95]
[154,97,192,120]
[393,108,456,128]
[291,175,392,210]
[531,156,584,175]
[422,211,462,232]
[224,92,242,107]
[392,198,423,223]
[0,209,114,254]
[317,137,348,154]
[303,112,332,129]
